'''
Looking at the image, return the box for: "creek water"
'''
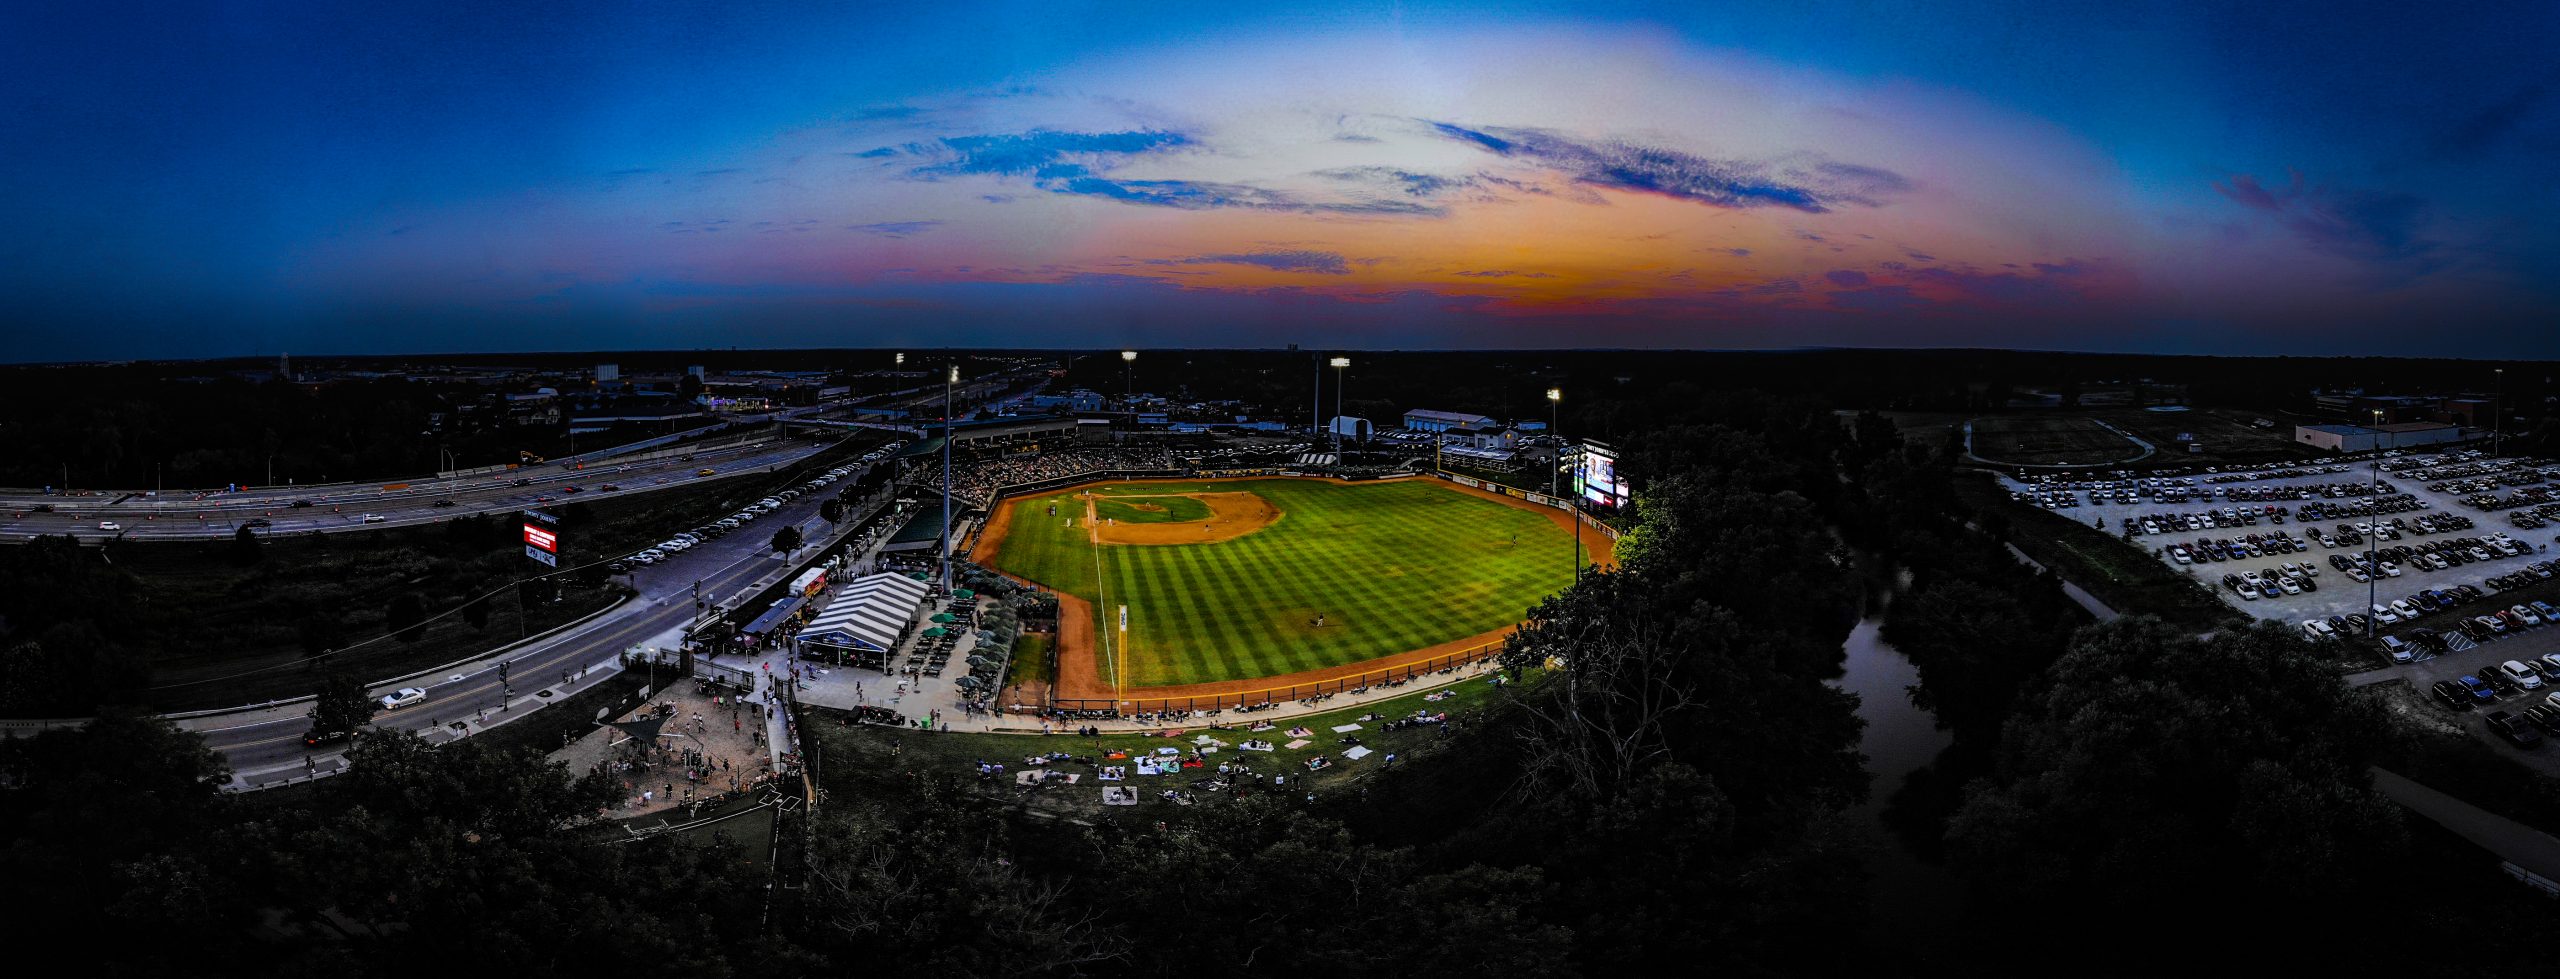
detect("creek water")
[1831,615,1964,940]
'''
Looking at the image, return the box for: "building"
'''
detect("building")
[2294,421,2463,453]
[1327,416,1374,441]
[1404,409,1494,433]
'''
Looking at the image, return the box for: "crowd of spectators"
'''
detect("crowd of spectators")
[945,445,1182,505]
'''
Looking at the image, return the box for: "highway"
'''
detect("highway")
[197,469,905,784]
[0,433,832,543]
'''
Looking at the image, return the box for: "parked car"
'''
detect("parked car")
[2459,675,2498,704]
[2501,660,2546,690]
[2485,710,2544,749]
[2379,635,2412,661]
[2430,679,2476,711]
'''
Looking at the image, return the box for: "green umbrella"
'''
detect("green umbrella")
[951,587,975,598]
[931,612,958,623]
[910,572,929,581]
[921,627,947,638]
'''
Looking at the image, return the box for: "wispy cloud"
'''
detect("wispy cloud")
[2216,171,2439,267]
[1421,120,1908,213]
[847,220,944,238]
[1173,250,1355,274]
[1453,269,1554,279]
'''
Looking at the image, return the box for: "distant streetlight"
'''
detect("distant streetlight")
[1329,357,1350,457]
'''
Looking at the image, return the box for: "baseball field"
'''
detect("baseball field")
[975,477,1591,690]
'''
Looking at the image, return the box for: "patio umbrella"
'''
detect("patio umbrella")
[954,676,982,689]
[931,612,958,623]
[966,654,992,668]
[951,587,975,598]
[922,627,948,638]
[909,571,929,581]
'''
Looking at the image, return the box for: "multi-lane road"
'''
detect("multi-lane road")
[195,471,904,785]
[0,436,831,543]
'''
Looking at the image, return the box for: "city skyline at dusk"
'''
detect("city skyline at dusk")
[5,1,2555,360]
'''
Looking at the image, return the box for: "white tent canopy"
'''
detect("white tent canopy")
[798,572,931,654]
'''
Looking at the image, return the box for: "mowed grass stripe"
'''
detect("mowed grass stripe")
[983,479,1576,685]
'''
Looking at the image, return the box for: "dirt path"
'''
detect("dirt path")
[1003,474,1619,706]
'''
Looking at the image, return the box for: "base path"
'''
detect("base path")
[974,473,1616,709]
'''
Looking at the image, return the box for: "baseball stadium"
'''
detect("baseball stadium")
[970,475,1613,708]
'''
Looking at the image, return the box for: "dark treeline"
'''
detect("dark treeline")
[6,380,2559,973]
[6,348,2549,490]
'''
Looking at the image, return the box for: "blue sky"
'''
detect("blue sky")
[3,1,2554,360]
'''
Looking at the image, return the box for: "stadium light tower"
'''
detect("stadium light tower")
[1121,349,1137,406]
[1546,388,1563,498]
[1329,356,1350,457]
[942,361,958,591]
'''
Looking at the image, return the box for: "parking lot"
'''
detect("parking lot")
[2000,449,2560,636]
[2373,623,2560,776]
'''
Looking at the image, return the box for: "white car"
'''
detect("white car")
[379,687,427,711]
[2511,605,2543,627]
[2370,604,2401,624]
[2389,599,2417,619]
[2301,619,2336,641]
[97,520,122,531]
[361,513,386,523]
[2499,660,2544,690]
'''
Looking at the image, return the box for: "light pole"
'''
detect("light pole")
[1311,355,1322,439]
[2366,408,2383,636]
[1329,356,1350,458]
[1121,350,1136,406]
[2494,367,2505,457]
[942,362,956,591]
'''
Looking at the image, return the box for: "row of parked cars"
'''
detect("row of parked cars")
[2174,531,2311,565]
[616,456,883,568]
[2484,554,2560,592]
[2367,591,2560,660]
[2425,654,2560,750]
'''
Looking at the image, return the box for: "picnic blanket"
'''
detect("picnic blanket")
[1343,746,1374,760]
[1330,723,1363,733]
[1101,786,1139,806]
[1284,739,1312,750]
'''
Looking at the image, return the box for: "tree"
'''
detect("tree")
[819,499,845,524]
[771,525,803,557]
[461,594,493,630]
[1945,618,2409,950]
[307,671,376,737]
[386,592,428,642]
[228,524,261,565]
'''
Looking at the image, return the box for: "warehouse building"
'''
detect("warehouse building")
[2294,421,2463,453]
[1403,409,1495,433]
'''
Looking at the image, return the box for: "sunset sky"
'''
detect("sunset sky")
[4,1,2555,359]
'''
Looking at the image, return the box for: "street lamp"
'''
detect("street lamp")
[1329,356,1350,457]
[2367,408,2383,636]
[1121,350,1136,406]
[2494,367,2505,457]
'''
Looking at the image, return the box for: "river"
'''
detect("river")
[1831,615,1964,942]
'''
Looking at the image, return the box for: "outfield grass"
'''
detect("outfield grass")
[985,479,1577,686]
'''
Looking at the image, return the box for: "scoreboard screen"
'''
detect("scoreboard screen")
[1575,441,1631,511]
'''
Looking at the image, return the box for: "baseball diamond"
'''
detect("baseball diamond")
[974,476,1597,689]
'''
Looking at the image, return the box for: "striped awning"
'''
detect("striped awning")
[797,572,931,653]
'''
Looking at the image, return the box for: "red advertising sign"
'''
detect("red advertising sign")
[522,524,558,552]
